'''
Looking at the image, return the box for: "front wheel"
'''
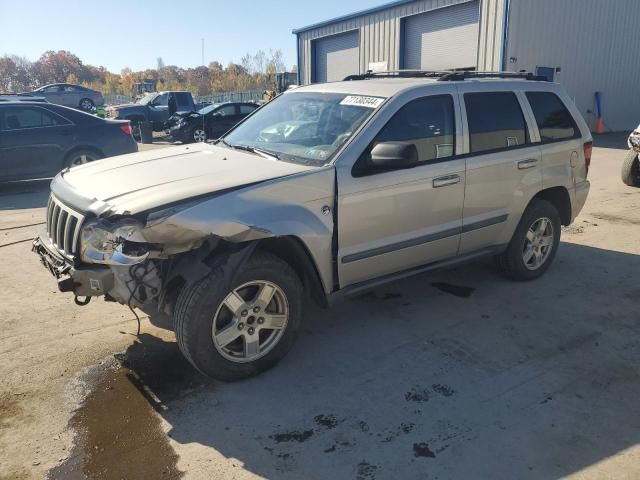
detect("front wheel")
[192,128,207,143]
[621,149,640,187]
[496,199,561,281]
[174,252,303,381]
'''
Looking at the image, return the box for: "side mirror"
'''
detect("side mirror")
[369,142,418,171]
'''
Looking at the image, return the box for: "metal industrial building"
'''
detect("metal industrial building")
[293,0,640,131]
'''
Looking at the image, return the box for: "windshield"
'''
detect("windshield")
[137,93,158,105]
[223,92,383,166]
[198,103,221,115]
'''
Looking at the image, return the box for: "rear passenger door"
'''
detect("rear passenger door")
[458,87,541,254]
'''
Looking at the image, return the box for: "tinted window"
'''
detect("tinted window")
[175,93,191,109]
[374,95,455,162]
[526,92,578,142]
[1,106,68,130]
[239,104,257,115]
[63,85,78,92]
[465,92,528,153]
[215,105,236,117]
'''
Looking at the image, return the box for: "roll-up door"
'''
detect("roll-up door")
[403,1,480,71]
[313,30,359,83]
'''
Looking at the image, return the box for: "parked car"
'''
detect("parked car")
[165,102,259,143]
[105,91,198,137]
[33,71,591,381]
[0,101,137,182]
[621,125,640,186]
[30,83,104,112]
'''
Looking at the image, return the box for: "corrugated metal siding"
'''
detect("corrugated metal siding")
[296,0,476,84]
[505,0,640,131]
[476,0,505,71]
[403,0,479,70]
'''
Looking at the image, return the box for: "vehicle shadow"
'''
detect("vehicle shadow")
[593,131,632,150]
[118,242,640,479]
[0,181,50,210]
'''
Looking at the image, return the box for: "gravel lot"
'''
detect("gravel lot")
[1,135,639,480]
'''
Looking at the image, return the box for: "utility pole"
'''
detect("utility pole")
[201,38,204,66]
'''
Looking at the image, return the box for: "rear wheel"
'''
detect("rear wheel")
[65,149,102,168]
[174,252,303,381]
[79,98,94,112]
[621,149,640,187]
[496,199,561,281]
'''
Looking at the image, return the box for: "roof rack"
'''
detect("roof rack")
[342,70,549,82]
[343,70,452,81]
[438,71,549,82]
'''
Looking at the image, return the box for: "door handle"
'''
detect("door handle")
[433,174,461,188]
[517,159,538,169]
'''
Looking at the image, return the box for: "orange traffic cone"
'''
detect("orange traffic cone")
[595,117,604,134]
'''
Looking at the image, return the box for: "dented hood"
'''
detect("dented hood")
[57,143,316,214]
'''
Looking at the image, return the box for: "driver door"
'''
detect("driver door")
[337,93,466,287]
[148,93,169,129]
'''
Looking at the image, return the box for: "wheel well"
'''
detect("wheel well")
[257,236,328,308]
[532,187,572,225]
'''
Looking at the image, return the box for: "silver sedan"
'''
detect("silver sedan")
[31,83,104,111]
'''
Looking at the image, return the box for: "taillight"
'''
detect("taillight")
[120,124,132,136]
[583,141,592,177]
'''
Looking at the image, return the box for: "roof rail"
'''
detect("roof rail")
[437,71,549,82]
[342,70,549,82]
[343,70,452,81]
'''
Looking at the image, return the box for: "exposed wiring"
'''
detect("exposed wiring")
[125,262,157,337]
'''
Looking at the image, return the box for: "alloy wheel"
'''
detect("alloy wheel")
[69,153,95,166]
[193,129,207,142]
[212,280,289,363]
[522,217,554,270]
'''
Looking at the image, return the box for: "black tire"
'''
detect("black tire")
[496,199,561,281]
[130,121,141,142]
[621,149,640,187]
[65,149,102,168]
[174,252,303,381]
[79,98,95,112]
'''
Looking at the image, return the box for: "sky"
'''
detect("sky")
[0,0,378,72]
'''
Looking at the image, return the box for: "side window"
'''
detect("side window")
[373,95,456,162]
[465,92,528,153]
[526,92,579,142]
[1,107,67,130]
[175,93,191,109]
[215,105,237,117]
[63,85,78,92]
[239,104,257,115]
[153,94,169,106]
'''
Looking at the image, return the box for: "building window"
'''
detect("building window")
[465,92,529,153]
[526,92,579,142]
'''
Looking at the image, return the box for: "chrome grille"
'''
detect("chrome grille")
[46,195,85,257]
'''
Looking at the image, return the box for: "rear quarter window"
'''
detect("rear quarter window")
[526,92,580,142]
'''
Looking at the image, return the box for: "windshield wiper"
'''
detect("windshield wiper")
[219,140,280,160]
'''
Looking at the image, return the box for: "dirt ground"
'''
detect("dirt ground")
[1,135,639,480]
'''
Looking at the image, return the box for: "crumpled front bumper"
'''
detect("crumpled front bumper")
[32,234,114,298]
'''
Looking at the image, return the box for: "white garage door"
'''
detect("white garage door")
[313,31,359,83]
[403,0,480,71]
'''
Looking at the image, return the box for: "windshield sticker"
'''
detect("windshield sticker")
[340,96,385,109]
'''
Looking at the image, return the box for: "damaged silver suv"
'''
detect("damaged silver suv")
[34,71,592,380]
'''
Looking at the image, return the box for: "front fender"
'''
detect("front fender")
[141,167,336,292]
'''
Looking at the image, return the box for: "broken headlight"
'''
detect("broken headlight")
[80,218,149,265]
